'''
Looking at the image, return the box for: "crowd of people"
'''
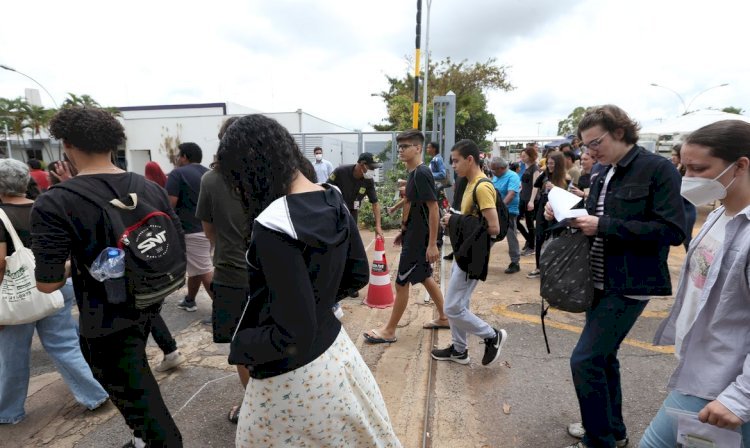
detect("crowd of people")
[0,103,748,448]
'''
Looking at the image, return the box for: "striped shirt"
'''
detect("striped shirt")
[591,167,615,289]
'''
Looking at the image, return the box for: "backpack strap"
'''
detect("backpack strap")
[52,174,143,248]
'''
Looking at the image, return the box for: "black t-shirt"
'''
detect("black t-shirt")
[31,173,182,337]
[404,165,437,249]
[326,164,377,216]
[0,203,33,256]
[520,163,538,202]
[166,163,209,234]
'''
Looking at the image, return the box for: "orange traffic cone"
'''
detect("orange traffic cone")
[364,235,395,309]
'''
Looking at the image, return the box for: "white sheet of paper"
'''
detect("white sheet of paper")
[547,186,588,221]
[676,414,742,448]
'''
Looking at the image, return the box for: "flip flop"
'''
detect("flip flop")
[422,319,450,329]
[363,329,397,344]
[227,404,241,424]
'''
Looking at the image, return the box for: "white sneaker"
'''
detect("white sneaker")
[155,350,186,372]
[567,423,629,447]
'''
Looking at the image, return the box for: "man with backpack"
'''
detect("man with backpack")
[490,156,522,274]
[31,107,184,448]
[433,139,508,366]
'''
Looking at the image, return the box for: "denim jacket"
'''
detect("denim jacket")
[585,146,686,295]
[654,204,750,422]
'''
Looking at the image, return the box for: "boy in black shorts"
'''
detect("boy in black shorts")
[364,130,449,343]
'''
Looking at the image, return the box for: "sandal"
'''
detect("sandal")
[228,404,241,424]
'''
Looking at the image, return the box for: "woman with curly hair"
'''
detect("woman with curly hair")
[219,115,401,447]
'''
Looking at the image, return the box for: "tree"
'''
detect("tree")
[374,57,513,149]
[62,93,121,116]
[721,106,745,115]
[557,106,588,136]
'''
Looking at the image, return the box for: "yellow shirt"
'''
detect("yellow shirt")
[461,174,497,217]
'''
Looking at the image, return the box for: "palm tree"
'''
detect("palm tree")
[7,97,31,153]
[62,92,121,116]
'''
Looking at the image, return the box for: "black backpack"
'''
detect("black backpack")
[55,174,186,309]
[472,178,510,241]
[538,225,594,353]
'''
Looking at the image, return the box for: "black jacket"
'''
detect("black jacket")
[586,146,685,295]
[447,213,492,281]
[229,186,369,378]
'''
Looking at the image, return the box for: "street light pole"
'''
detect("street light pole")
[686,83,729,112]
[650,83,686,115]
[420,0,432,139]
[0,64,59,108]
[650,82,729,115]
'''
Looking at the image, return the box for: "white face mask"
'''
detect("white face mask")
[680,162,736,206]
[363,170,375,180]
[315,154,323,161]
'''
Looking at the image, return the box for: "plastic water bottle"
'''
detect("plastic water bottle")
[90,247,127,304]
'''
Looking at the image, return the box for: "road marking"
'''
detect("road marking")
[545,307,670,320]
[492,304,674,355]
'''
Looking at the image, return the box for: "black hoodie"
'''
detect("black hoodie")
[229,186,369,378]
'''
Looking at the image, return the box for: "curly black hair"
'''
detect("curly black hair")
[217,114,316,223]
[49,107,126,154]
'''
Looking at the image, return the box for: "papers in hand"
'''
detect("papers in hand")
[548,187,588,221]
[667,408,742,448]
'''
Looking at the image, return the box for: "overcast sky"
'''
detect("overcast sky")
[1,0,747,139]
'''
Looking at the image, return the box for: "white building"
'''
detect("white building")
[118,102,353,175]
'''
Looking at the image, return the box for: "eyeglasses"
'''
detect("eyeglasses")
[397,143,418,150]
[584,132,608,150]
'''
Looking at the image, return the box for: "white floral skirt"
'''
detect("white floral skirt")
[235,327,402,448]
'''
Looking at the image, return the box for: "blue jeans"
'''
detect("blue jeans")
[641,390,750,447]
[570,291,648,448]
[444,263,495,353]
[0,283,108,424]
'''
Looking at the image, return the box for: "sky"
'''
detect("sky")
[1,0,747,139]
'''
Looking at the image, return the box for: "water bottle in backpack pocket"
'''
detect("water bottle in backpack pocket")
[89,247,128,304]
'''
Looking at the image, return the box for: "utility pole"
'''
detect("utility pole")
[412,0,422,129]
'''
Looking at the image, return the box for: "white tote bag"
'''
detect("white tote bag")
[0,208,64,325]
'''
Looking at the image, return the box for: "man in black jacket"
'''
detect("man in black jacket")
[561,105,685,448]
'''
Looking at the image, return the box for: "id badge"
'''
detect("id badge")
[353,200,360,210]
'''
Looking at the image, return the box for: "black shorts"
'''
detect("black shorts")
[395,244,433,286]
[210,282,249,343]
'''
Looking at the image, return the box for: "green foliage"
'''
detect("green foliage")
[557,106,588,136]
[721,106,745,115]
[0,93,120,154]
[359,161,409,231]
[374,57,513,145]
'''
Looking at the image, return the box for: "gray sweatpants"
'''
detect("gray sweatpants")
[506,214,520,264]
[444,262,495,353]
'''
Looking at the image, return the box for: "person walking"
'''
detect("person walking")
[432,140,508,366]
[0,159,109,425]
[218,114,401,447]
[549,105,685,448]
[518,146,539,256]
[312,146,334,183]
[489,156,522,274]
[641,120,750,447]
[32,107,184,447]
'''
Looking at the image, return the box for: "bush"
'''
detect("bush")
[359,161,408,230]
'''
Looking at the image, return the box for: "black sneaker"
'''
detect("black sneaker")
[350,291,359,298]
[504,262,520,274]
[482,328,508,366]
[431,345,470,365]
[526,269,540,279]
[177,297,197,312]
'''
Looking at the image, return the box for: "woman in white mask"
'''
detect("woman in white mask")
[641,120,750,447]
